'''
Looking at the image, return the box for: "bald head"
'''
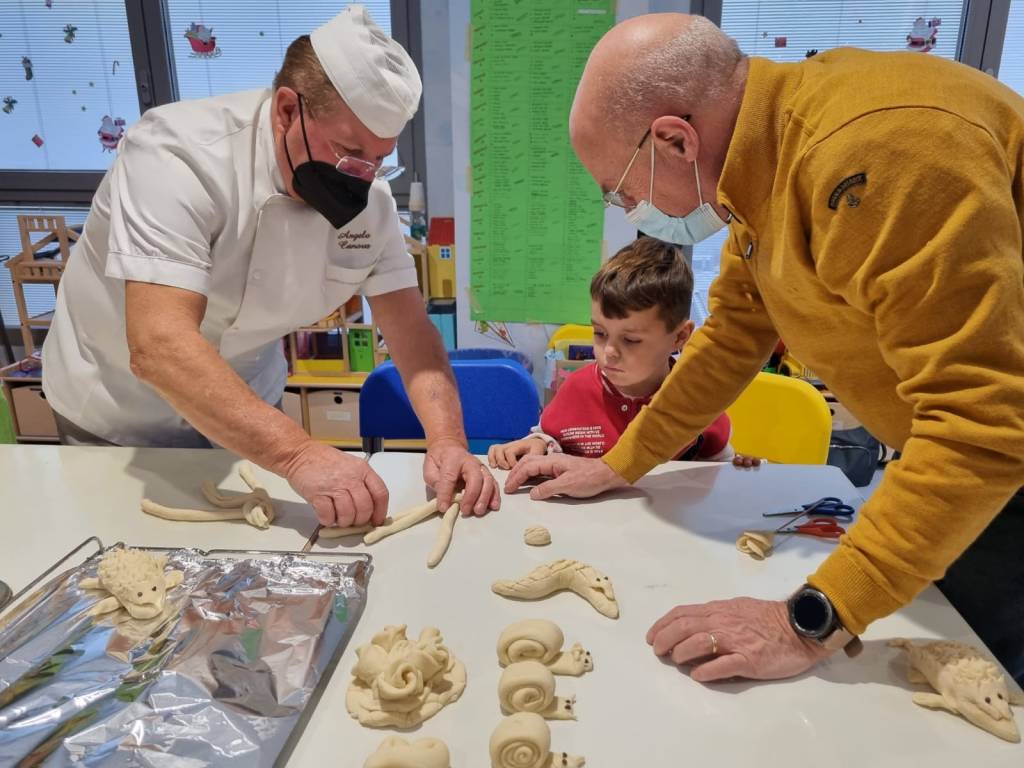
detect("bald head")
[571,14,743,147]
[569,14,746,222]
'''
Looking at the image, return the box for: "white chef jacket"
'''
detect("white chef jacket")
[42,89,418,447]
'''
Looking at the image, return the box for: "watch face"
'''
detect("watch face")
[791,589,833,638]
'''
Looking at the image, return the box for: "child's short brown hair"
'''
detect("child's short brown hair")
[590,236,694,330]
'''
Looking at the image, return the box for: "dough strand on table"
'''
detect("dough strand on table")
[347,625,466,728]
[363,736,450,768]
[499,661,576,720]
[363,499,440,545]
[427,501,460,568]
[317,522,382,539]
[361,494,464,567]
[140,463,275,529]
[489,712,585,768]
[497,619,593,676]
[889,638,1022,742]
[492,559,619,619]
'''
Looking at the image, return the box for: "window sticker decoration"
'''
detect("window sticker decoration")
[31,134,44,147]
[2,97,16,114]
[906,17,941,52]
[97,115,125,151]
[63,23,77,43]
[22,56,34,80]
[185,23,221,58]
[774,36,787,47]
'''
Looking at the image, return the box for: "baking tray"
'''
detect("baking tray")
[0,536,372,766]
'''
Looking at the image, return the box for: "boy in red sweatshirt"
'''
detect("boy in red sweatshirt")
[488,237,755,468]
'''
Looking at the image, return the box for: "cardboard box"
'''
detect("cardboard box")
[10,384,58,437]
[282,390,303,428]
[307,389,360,441]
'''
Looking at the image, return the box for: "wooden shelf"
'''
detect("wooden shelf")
[287,372,369,388]
[1,360,42,384]
[319,437,428,451]
[26,311,54,327]
[15,435,59,444]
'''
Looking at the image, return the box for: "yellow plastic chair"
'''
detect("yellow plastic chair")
[725,372,832,464]
[548,324,593,349]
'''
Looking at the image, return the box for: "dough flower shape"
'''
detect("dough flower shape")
[348,625,466,728]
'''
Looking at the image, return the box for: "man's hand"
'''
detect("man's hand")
[424,438,501,516]
[487,436,547,470]
[285,441,389,528]
[647,597,834,682]
[504,454,628,500]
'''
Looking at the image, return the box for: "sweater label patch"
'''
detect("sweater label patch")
[828,173,866,210]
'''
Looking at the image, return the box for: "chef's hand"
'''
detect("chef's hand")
[285,441,389,528]
[504,454,628,500]
[647,597,834,682]
[424,438,501,516]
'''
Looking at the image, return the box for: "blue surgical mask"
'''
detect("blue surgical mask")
[624,140,728,245]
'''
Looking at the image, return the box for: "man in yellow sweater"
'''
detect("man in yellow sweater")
[507,14,1024,684]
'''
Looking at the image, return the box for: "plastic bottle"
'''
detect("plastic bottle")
[409,179,427,242]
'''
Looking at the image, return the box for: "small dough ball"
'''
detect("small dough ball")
[524,525,551,547]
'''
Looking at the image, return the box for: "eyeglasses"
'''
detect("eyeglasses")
[333,153,405,182]
[602,116,691,209]
[298,93,405,182]
[603,128,651,209]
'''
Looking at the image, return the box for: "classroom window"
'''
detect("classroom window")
[690,0,970,326]
[997,1,1024,94]
[0,1,140,171]
[165,1,399,171]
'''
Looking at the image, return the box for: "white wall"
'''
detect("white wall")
[421,1,692,386]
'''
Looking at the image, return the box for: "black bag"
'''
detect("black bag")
[827,427,885,487]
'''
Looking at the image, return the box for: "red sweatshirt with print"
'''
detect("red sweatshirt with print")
[536,362,731,460]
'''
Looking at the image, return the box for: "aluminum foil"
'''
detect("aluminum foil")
[0,546,371,766]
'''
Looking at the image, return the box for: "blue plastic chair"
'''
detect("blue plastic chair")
[447,348,534,374]
[360,360,541,454]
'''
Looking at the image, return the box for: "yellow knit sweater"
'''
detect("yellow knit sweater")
[603,49,1024,634]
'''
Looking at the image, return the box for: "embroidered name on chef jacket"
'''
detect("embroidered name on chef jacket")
[338,229,372,249]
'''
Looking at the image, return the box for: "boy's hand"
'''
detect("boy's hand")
[488,436,547,470]
[732,454,762,468]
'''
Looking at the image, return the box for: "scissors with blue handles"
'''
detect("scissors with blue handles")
[764,496,855,520]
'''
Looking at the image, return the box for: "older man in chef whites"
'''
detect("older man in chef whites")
[42,6,500,526]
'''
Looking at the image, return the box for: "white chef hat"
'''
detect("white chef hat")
[310,5,422,138]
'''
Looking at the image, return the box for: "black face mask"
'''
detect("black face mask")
[283,95,372,230]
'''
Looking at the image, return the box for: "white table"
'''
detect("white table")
[0,445,328,589]
[1,447,1021,765]
[292,452,1024,766]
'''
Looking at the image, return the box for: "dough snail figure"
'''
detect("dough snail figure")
[346,625,467,728]
[889,638,1024,742]
[489,712,585,768]
[499,661,576,720]
[80,548,184,621]
[363,736,450,768]
[497,619,593,676]
[492,559,619,619]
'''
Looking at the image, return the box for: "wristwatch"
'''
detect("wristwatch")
[787,585,863,657]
